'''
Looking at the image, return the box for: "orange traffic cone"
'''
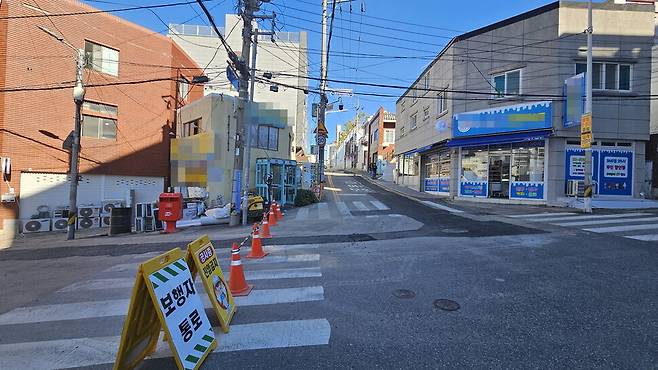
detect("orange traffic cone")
[260,213,272,239]
[229,242,253,296]
[246,224,268,259]
[268,206,277,226]
[276,203,283,220]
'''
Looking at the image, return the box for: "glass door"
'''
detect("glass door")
[488,146,511,198]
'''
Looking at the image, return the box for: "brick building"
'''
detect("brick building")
[366,107,396,174]
[0,0,202,240]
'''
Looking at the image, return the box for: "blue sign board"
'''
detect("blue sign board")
[453,101,552,138]
[439,177,450,193]
[510,182,544,200]
[460,181,487,197]
[424,178,439,192]
[227,66,240,90]
[565,149,599,194]
[564,73,585,128]
[599,150,633,196]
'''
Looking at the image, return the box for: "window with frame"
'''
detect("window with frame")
[178,78,190,103]
[400,125,406,137]
[423,73,430,91]
[383,129,395,146]
[181,119,201,137]
[410,113,417,130]
[411,89,417,104]
[85,41,119,76]
[81,101,117,140]
[493,69,521,98]
[256,125,279,151]
[400,100,406,112]
[576,62,631,91]
[437,91,448,115]
[423,106,430,121]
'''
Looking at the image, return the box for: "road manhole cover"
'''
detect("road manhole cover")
[434,299,460,311]
[393,289,416,299]
[441,228,469,234]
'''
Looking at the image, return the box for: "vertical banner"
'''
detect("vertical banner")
[187,235,236,333]
[599,150,633,196]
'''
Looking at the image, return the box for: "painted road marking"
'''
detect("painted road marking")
[317,203,330,219]
[420,201,464,213]
[370,200,390,211]
[552,216,658,227]
[507,212,578,218]
[352,201,368,211]
[526,212,650,223]
[582,223,658,234]
[336,201,352,217]
[246,267,322,280]
[627,234,658,241]
[0,319,331,370]
[4,285,326,325]
[295,207,309,220]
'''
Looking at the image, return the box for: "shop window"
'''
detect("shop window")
[576,63,631,91]
[511,144,545,182]
[85,40,119,76]
[492,69,521,98]
[402,154,419,176]
[410,113,417,130]
[257,125,279,151]
[461,148,488,182]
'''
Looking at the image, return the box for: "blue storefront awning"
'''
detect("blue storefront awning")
[446,129,552,148]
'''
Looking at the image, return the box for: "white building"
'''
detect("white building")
[168,16,309,158]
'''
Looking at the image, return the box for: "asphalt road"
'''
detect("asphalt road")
[1,172,657,369]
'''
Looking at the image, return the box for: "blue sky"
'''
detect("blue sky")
[83,0,557,145]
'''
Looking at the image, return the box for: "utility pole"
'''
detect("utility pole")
[68,49,86,240]
[316,0,329,191]
[584,0,594,213]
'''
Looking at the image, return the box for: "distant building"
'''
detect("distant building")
[0,0,202,240]
[397,0,654,203]
[366,108,396,176]
[168,16,309,160]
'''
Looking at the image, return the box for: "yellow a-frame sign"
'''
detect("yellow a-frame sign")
[187,235,236,333]
[114,248,217,370]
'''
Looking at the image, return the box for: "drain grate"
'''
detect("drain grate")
[434,299,460,311]
[393,289,416,299]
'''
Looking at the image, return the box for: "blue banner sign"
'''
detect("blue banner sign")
[564,73,585,128]
[439,177,450,193]
[460,181,487,197]
[424,178,439,192]
[599,150,633,196]
[453,101,552,138]
[510,182,544,200]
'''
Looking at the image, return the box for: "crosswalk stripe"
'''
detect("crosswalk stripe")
[582,223,658,233]
[336,201,352,217]
[626,234,658,241]
[295,207,309,220]
[246,267,322,280]
[531,212,651,223]
[552,216,658,227]
[507,212,578,218]
[420,201,465,213]
[248,253,320,264]
[352,201,368,211]
[317,203,330,219]
[369,200,390,211]
[0,319,331,370]
[3,285,326,325]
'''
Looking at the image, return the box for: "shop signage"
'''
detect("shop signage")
[460,181,487,197]
[510,182,544,200]
[453,101,552,138]
[580,113,592,149]
[425,178,450,194]
[565,148,633,196]
[439,177,450,193]
[604,157,628,178]
[564,73,585,128]
[424,178,439,192]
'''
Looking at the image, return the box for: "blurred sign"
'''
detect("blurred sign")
[564,73,585,128]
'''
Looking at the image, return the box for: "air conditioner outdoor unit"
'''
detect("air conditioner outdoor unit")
[77,216,100,229]
[53,208,69,219]
[52,217,69,232]
[79,206,100,218]
[100,216,111,228]
[566,180,583,197]
[101,200,124,215]
[22,218,51,233]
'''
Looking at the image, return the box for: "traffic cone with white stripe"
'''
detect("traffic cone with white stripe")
[268,204,277,226]
[260,213,272,239]
[246,223,268,259]
[275,202,283,220]
[229,242,253,296]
